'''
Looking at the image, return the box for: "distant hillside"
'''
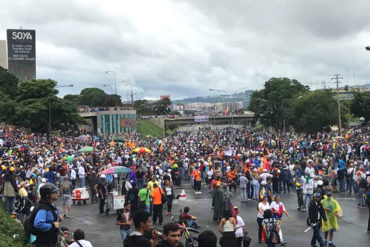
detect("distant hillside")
[172,90,254,108]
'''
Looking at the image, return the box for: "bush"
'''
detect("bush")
[0,202,30,247]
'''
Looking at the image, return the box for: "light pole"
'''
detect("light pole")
[103,84,113,107]
[366,46,370,51]
[331,74,343,136]
[105,71,117,107]
[49,84,74,143]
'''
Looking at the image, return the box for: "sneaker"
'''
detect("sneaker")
[328,243,336,247]
[297,207,301,211]
[302,208,306,212]
[281,241,286,245]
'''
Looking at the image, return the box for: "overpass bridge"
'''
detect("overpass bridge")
[161,113,254,135]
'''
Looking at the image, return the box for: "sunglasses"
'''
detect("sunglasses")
[63,232,69,235]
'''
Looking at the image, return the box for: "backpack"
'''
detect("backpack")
[359,178,367,189]
[23,202,58,241]
[266,222,280,244]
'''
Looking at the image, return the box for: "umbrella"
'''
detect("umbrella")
[111,136,125,142]
[77,135,90,142]
[133,147,152,154]
[102,166,132,175]
[78,146,94,153]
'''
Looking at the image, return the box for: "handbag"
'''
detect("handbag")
[242,231,251,247]
[160,188,167,204]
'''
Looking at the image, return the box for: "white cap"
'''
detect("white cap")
[100,174,106,179]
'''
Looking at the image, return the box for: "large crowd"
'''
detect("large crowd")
[0,123,369,247]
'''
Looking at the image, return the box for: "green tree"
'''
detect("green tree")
[288,90,339,133]
[248,77,309,129]
[134,99,150,115]
[350,91,370,123]
[0,66,18,98]
[154,98,171,115]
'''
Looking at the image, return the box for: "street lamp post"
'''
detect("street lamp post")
[105,71,117,107]
[49,84,74,143]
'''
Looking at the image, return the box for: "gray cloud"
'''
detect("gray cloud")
[1,0,370,100]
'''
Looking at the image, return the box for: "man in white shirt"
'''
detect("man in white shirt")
[234,206,246,247]
[78,165,85,188]
[270,194,291,245]
[260,169,273,183]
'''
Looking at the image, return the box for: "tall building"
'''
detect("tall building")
[6,29,36,81]
[0,40,7,69]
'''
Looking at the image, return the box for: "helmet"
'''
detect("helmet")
[40,183,58,199]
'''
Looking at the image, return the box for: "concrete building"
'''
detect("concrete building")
[0,40,7,69]
[79,108,136,135]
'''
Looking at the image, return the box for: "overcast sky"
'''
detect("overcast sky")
[1,0,370,100]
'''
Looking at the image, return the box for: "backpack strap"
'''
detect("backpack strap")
[76,240,83,247]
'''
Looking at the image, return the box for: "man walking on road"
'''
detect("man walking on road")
[308,192,327,247]
[151,183,164,225]
[239,172,248,203]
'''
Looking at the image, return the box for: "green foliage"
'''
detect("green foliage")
[350,91,370,123]
[248,77,309,129]
[0,66,19,99]
[288,90,338,133]
[63,87,122,107]
[134,100,150,115]
[0,69,83,134]
[0,202,30,247]
[153,98,172,115]
[137,120,163,137]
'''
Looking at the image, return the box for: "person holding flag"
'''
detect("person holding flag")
[270,194,291,246]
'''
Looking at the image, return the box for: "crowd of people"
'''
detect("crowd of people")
[0,123,369,247]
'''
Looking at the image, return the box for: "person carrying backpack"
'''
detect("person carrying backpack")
[262,209,280,247]
[25,183,62,247]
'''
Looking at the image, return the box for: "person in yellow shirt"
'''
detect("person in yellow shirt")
[147,176,159,192]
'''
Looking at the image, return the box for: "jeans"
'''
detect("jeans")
[99,197,105,214]
[137,178,144,190]
[338,179,345,192]
[346,178,354,194]
[79,177,85,188]
[311,222,324,246]
[303,194,313,210]
[282,180,290,193]
[187,219,199,228]
[252,181,260,199]
[3,196,15,214]
[240,188,247,202]
[358,188,366,206]
[153,204,163,224]
[194,180,201,192]
[120,229,130,243]
[90,188,97,204]
[296,189,303,209]
[257,217,263,241]
[166,195,173,213]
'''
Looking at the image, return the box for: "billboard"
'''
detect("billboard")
[194,115,209,122]
[7,29,36,81]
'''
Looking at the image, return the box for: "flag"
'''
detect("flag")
[224,106,229,115]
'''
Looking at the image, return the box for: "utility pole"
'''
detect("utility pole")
[331,74,343,136]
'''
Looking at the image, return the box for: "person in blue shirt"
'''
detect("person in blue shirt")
[44,168,56,184]
[33,183,61,247]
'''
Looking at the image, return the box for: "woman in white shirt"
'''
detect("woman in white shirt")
[257,194,270,243]
[69,229,93,247]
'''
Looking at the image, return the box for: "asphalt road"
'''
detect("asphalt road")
[58,185,369,247]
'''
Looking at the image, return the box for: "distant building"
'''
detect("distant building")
[78,108,136,135]
[0,40,7,69]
